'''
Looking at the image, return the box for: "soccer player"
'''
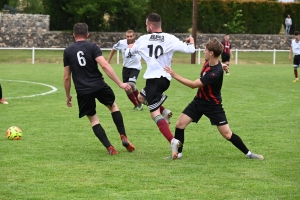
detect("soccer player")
[0,84,8,104]
[107,30,143,111]
[164,37,264,160]
[221,34,233,75]
[289,31,300,82]
[63,23,135,155]
[125,13,196,159]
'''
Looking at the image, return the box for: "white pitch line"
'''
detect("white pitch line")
[0,79,58,99]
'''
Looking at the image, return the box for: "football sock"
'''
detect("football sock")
[127,92,138,106]
[133,89,139,100]
[175,128,185,153]
[154,115,173,143]
[228,133,249,154]
[294,69,298,78]
[159,105,165,113]
[111,111,126,137]
[92,124,111,148]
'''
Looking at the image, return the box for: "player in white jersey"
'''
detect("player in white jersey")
[107,30,143,110]
[289,31,300,82]
[125,13,195,159]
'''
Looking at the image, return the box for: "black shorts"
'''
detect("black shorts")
[140,77,170,112]
[77,83,115,118]
[221,53,230,63]
[293,55,300,67]
[182,97,228,126]
[122,67,140,83]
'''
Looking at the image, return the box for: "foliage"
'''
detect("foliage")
[224,2,245,34]
[282,3,300,35]
[239,1,284,34]
[147,0,193,33]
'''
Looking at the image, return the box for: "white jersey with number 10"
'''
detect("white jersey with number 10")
[125,33,195,80]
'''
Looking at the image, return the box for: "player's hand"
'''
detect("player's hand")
[164,66,176,77]
[185,36,194,44]
[66,95,72,107]
[288,55,292,60]
[222,63,229,73]
[119,83,131,92]
[107,59,111,64]
[127,43,134,48]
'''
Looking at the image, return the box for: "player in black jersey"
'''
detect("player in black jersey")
[164,38,264,160]
[63,23,135,155]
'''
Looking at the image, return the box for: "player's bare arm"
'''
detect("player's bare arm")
[95,56,131,92]
[289,47,292,60]
[107,49,116,64]
[63,66,72,107]
[164,66,203,89]
[222,63,229,73]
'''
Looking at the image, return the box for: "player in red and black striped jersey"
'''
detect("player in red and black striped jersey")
[164,38,264,160]
[63,23,135,155]
[221,34,233,75]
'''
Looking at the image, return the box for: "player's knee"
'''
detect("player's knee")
[127,82,136,91]
[137,94,145,104]
[175,120,187,129]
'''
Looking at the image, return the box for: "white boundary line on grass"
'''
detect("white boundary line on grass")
[0,79,58,99]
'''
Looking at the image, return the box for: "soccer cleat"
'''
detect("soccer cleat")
[292,79,298,82]
[162,109,172,124]
[178,152,182,159]
[170,138,182,160]
[247,153,264,160]
[107,146,118,155]
[136,103,143,111]
[121,134,135,152]
[0,98,8,104]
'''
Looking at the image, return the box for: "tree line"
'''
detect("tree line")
[1,0,299,34]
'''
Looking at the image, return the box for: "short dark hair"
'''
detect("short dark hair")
[146,13,161,27]
[295,31,299,36]
[73,23,88,37]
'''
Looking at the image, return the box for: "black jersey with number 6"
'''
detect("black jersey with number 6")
[63,41,105,95]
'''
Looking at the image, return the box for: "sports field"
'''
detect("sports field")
[0,51,299,199]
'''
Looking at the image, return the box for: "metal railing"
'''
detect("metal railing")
[0,47,290,65]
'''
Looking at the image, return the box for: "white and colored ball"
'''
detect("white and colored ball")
[6,126,22,140]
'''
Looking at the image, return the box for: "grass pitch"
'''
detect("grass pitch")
[0,60,299,199]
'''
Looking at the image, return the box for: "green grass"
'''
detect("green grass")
[0,60,299,199]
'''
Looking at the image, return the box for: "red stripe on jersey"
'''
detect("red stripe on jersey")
[207,85,220,104]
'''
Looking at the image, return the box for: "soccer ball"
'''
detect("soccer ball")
[6,126,22,140]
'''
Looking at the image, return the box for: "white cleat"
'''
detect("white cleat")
[247,153,264,160]
[170,138,182,160]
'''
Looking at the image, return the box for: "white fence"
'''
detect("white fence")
[0,47,290,65]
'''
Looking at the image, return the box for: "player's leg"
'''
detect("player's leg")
[292,56,299,82]
[98,84,135,152]
[173,99,202,159]
[129,69,143,110]
[206,105,263,159]
[87,114,117,154]
[123,67,139,108]
[0,84,8,104]
[160,105,172,124]
[174,113,193,159]
[217,125,263,160]
[146,78,181,159]
[78,92,117,154]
